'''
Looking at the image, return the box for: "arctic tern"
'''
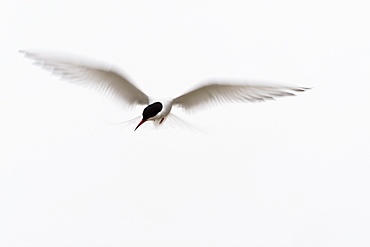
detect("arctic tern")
[21,51,310,131]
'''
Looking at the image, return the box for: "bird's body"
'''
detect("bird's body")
[21,51,310,130]
[148,98,173,120]
[135,100,172,130]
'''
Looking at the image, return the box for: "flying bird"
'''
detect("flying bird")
[21,51,310,131]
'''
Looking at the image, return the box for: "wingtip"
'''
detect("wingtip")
[291,87,312,92]
[19,50,34,59]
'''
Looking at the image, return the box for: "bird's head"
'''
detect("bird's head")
[135,102,163,131]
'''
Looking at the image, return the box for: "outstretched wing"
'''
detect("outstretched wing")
[173,81,310,112]
[21,50,149,107]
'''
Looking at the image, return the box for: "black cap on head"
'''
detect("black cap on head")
[142,102,163,120]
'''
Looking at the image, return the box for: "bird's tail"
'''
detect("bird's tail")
[152,113,205,132]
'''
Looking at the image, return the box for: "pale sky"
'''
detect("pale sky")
[1,1,370,247]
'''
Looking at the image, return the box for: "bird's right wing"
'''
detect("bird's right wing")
[21,51,149,107]
[173,82,310,112]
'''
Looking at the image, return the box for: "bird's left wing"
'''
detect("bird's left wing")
[21,51,149,107]
[173,82,310,112]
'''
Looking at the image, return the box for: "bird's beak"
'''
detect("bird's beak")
[134,119,146,131]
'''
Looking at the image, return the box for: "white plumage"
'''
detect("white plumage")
[21,51,310,130]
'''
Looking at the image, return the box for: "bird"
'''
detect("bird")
[20,50,310,131]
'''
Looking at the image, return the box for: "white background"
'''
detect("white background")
[1,1,369,246]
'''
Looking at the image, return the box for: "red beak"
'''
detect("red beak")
[134,120,146,131]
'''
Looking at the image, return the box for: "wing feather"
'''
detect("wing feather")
[21,51,149,107]
[173,82,310,112]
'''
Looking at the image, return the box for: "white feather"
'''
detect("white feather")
[173,82,310,112]
[20,50,149,107]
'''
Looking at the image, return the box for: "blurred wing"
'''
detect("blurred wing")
[21,50,149,107]
[173,82,310,112]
